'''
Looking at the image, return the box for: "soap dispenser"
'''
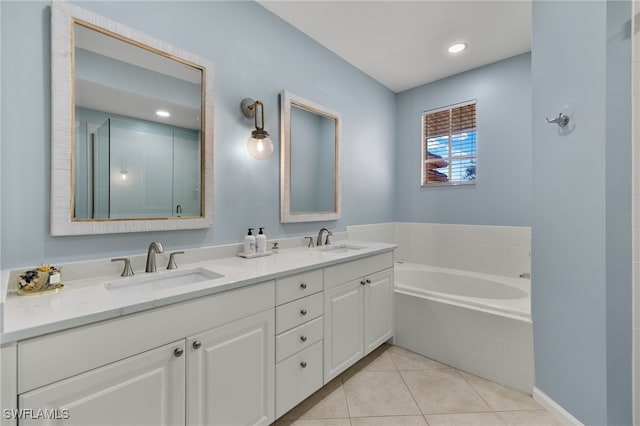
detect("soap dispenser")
[244,228,256,255]
[256,228,267,254]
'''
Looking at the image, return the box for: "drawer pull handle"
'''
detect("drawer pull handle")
[366,279,372,284]
[300,335,308,342]
[361,280,366,285]
[192,341,202,350]
[300,361,307,368]
[300,282,307,289]
[300,309,308,316]
[174,348,184,357]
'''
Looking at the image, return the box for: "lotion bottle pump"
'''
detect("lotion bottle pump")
[244,228,256,255]
[256,227,267,254]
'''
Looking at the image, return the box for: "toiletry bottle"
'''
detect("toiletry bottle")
[244,228,256,255]
[256,228,267,254]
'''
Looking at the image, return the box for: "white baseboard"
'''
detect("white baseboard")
[532,387,584,426]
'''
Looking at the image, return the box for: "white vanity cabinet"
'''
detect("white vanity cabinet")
[18,341,186,426]
[5,246,396,425]
[186,309,274,426]
[323,252,394,383]
[274,269,324,418]
[16,281,275,426]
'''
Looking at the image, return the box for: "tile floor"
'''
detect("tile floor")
[276,344,564,426]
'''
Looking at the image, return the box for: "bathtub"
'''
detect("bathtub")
[394,262,534,393]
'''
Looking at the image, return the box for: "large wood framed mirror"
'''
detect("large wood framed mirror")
[280,91,340,223]
[51,2,214,235]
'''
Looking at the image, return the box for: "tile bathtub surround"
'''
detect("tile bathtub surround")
[394,292,534,394]
[347,223,531,278]
[276,344,561,426]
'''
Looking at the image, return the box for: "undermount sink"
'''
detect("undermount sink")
[104,268,224,292]
[314,243,366,254]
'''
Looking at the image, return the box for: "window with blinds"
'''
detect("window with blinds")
[422,101,476,186]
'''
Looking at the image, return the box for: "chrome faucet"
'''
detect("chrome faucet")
[145,241,165,272]
[316,227,333,247]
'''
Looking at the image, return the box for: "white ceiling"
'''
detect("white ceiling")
[258,1,531,93]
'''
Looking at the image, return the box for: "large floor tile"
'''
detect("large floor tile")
[425,412,507,426]
[496,410,565,426]
[459,371,540,411]
[343,370,421,417]
[350,415,428,426]
[389,345,449,371]
[280,377,349,420]
[401,368,491,414]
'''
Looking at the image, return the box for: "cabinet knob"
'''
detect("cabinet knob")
[300,282,307,289]
[361,280,366,285]
[192,341,202,350]
[300,361,307,368]
[300,335,307,342]
[174,348,184,357]
[366,279,372,284]
[300,309,308,316]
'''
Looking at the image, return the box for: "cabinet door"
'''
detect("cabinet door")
[364,268,394,355]
[18,341,185,426]
[323,280,364,383]
[187,309,274,426]
[2,343,17,426]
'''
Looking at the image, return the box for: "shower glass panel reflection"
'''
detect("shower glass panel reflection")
[75,109,200,219]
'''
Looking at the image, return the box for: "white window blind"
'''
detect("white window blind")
[422,101,477,186]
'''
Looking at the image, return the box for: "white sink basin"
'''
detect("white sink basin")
[314,243,366,254]
[104,268,224,292]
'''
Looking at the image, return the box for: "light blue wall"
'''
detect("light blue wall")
[395,53,532,226]
[531,1,632,424]
[0,0,396,268]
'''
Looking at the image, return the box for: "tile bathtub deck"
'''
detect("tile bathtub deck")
[276,344,563,426]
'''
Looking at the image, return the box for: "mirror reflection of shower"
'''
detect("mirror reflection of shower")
[75,111,201,219]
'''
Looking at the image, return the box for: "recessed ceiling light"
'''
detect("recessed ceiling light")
[448,43,467,54]
[156,110,170,117]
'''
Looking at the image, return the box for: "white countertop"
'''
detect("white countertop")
[0,241,396,344]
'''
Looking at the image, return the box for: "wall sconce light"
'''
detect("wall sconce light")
[240,98,273,160]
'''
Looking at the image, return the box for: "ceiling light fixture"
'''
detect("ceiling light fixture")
[156,110,170,117]
[448,43,467,54]
[240,98,274,160]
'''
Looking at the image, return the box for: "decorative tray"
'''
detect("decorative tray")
[17,264,64,296]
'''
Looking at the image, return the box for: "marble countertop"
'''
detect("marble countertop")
[0,241,396,344]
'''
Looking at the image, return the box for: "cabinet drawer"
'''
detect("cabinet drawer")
[324,251,394,289]
[276,340,323,418]
[276,269,323,305]
[276,316,323,362]
[276,292,323,334]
